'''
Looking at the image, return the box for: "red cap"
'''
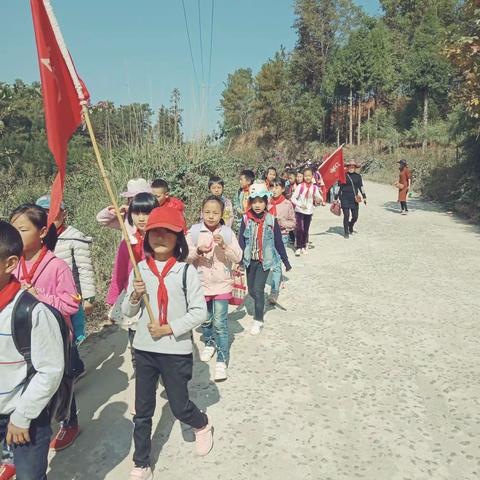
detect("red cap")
[145,206,185,233]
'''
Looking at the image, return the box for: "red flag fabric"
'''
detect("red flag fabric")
[30,0,89,225]
[318,147,346,192]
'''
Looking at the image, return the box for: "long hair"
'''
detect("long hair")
[127,192,159,226]
[10,204,58,251]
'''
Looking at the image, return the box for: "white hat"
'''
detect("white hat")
[249,181,272,199]
[120,178,152,198]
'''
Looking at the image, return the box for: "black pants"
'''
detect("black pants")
[65,343,84,426]
[246,260,270,322]
[400,201,408,211]
[295,212,312,249]
[133,349,208,468]
[342,206,359,234]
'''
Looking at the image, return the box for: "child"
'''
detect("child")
[9,205,80,452]
[285,169,297,200]
[151,179,185,214]
[122,207,213,479]
[187,195,242,381]
[200,176,234,228]
[233,169,255,229]
[0,221,64,480]
[295,170,304,187]
[264,166,278,191]
[239,182,291,335]
[291,167,323,256]
[36,194,96,345]
[268,179,295,304]
[96,178,152,241]
[106,192,159,370]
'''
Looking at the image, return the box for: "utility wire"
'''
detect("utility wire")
[208,0,214,88]
[198,0,205,82]
[181,0,199,88]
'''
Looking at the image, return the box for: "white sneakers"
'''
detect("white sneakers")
[200,346,215,362]
[295,249,301,256]
[214,362,228,382]
[129,466,153,480]
[250,320,263,335]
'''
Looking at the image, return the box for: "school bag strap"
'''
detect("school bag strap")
[182,263,190,308]
[11,290,75,423]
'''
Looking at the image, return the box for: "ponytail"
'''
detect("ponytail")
[10,204,58,251]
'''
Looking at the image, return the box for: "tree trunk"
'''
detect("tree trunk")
[422,89,428,153]
[349,88,353,145]
[336,99,340,147]
[367,106,370,145]
[357,95,361,146]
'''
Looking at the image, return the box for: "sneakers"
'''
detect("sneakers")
[50,422,80,451]
[194,418,214,456]
[129,466,154,480]
[250,320,263,335]
[268,292,279,304]
[401,210,408,215]
[214,362,228,382]
[301,248,307,255]
[295,249,301,257]
[200,345,215,362]
[0,464,15,480]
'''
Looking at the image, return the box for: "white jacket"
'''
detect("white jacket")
[54,226,96,299]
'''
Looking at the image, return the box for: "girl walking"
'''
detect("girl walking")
[397,159,411,215]
[9,205,81,452]
[122,207,213,480]
[291,167,323,256]
[239,182,291,335]
[335,159,367,239]
[187,196,242,381]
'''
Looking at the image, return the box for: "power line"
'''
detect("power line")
[181,0,199,88]
[198,0,205,83]
[208,0,215,88]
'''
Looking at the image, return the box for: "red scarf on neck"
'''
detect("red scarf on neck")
[21,246,48,286]
[0,277,21,312]
[132,231,144,264]
[146,256,177,325]
[269,195,285,216]
[302,182,314,200]
[246,210,266,261]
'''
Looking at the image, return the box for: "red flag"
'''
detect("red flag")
[318,146,346,192]
[30,0,89,225]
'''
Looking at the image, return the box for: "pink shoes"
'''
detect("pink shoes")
[194,418,214,456]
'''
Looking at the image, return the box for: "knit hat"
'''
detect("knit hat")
[248,181,272,199]
[145,207,184,233]
[120,178,151,198]
[36,194,65,210]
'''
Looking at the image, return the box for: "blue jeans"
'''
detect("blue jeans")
[271,234,288,294]
[203,299,229,364]
[0,413,52,479]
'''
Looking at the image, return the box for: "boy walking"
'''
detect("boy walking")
[0,221,64,480]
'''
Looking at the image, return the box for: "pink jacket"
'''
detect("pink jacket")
[106,239,145,306]
[96,207,138,244]
[186,223,243,296]
[14,250,80,321]
[271,199,296,234]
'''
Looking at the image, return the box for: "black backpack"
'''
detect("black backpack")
[11,291,75,423]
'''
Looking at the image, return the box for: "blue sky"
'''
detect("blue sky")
[1,1,380,138]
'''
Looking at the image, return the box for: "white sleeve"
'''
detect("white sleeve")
[122,269,141,318]
[10,305,64,429]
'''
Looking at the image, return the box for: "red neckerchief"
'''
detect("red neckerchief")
[269,195,285,216]
[0,277,21,312]
[56,224,67,236]
[21,246,48,287]
[146,256,177,326]
[302,182,314,200]
[132,231,144,264]
[246,210,266,261]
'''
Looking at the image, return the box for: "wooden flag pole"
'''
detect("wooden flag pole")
[321,143,345,166]
[81,104,156,325]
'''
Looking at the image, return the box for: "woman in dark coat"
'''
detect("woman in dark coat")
[335,159,367,239]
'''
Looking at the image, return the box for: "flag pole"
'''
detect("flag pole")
[320,143,345,166]
[41,0,156,325]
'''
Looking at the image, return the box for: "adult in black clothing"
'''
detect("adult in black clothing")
[335,159,367,238]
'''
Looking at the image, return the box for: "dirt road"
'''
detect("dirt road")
[48,181,480,480]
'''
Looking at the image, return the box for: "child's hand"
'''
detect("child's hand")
[148,323,173,338]
[213,234,225,249]
[6,422,30,445]
[197,244,213,255]
[84,300,94,316]
[131,280,146,302]
[301,205,307,210]
[24,285,38,297]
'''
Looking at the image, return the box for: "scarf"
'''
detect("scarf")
[132,231,144,264]
[301,182,314,200]
[20,246,48,287]
[146,256,177,326]
[246,210,266,262]
[269,195,285,216]
[242,187,250,212]
[0,277,21,312]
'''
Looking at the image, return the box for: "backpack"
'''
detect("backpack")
[11,291,75,423]
[189,223,233,247]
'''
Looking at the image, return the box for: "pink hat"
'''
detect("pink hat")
[120,178,151,198]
